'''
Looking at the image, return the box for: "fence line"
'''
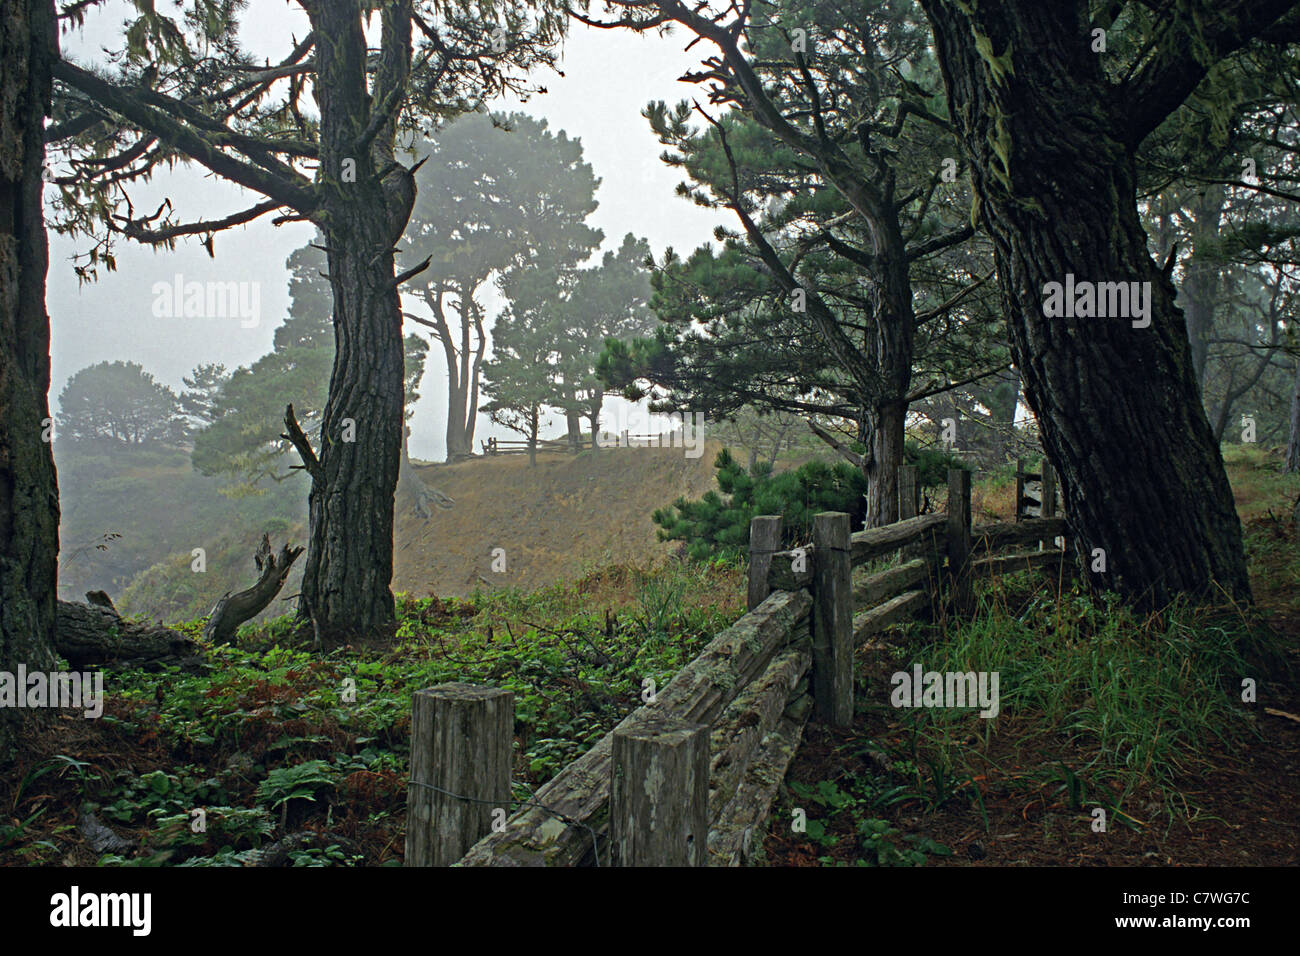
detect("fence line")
[405,464,1072,867]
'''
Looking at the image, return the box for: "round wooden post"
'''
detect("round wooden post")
[812,512,853,727]
[610,713,710,866]
[406,683,513,867]
[748,515,783,610]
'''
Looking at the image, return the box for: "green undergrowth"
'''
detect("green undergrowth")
[904,578,1271,819]
[780,571,1281,866]
[5,560,743,867]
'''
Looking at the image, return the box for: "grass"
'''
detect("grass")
[768,569,1283,866]
[899,576,1266,823]
[767,444,1298,865]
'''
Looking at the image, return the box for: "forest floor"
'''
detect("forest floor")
[5,445,1295,867]
[1,559,746,866]
[763,445,1300,866]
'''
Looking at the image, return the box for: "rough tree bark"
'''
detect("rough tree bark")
[204,535,304,644]
[287,0,415,641]
[867,399,907,528]
[0,0,59,761]
[919,0,1277,606]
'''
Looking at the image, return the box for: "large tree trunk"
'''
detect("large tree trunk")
[865,400,905,528]
[0,0,59,761]
[922,0,1252,607]
[293,0,412,641]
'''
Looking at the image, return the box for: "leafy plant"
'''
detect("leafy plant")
[257,760,337,811]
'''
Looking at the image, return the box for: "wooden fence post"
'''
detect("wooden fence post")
[610,713,709,866]
[1041,460,1057,518]
[1014,458,1025,522]
[406,683,513,867]
[812,512,853,727]
[898,464,919,520]
[946,469,973,612]
[748,515,783,610]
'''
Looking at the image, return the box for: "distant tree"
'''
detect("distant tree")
[554,233,657,448]
[57,360,187,446]
[178,362,229,429]
[481,261,567,466]
[401,112,602,460]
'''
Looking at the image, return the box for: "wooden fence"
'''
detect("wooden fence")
[480,436,587,456]
[480,433,679,456]
[1015,457,1059,521]
[404,464,1071,867]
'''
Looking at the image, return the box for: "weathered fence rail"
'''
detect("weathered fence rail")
[480,432,683,456]
[405,464,1073,867]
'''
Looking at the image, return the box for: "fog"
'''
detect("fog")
[47,7,728,460]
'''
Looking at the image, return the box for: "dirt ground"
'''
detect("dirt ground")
[394,441,722,596]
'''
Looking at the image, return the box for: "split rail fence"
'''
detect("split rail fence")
[406,462,1068,867]
[480,433,678,456]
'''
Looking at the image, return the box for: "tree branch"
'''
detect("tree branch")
[54,59,319,214]
[281,403,325,483]
[1119,0,1300,146]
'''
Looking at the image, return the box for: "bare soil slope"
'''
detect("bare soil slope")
[394,442,722,597]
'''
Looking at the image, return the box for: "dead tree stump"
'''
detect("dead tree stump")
[203,534,303,644]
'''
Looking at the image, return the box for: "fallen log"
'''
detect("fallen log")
[56,594,204,671]
[203,534,304,644]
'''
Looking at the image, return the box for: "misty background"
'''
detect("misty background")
[47,5,728,461]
